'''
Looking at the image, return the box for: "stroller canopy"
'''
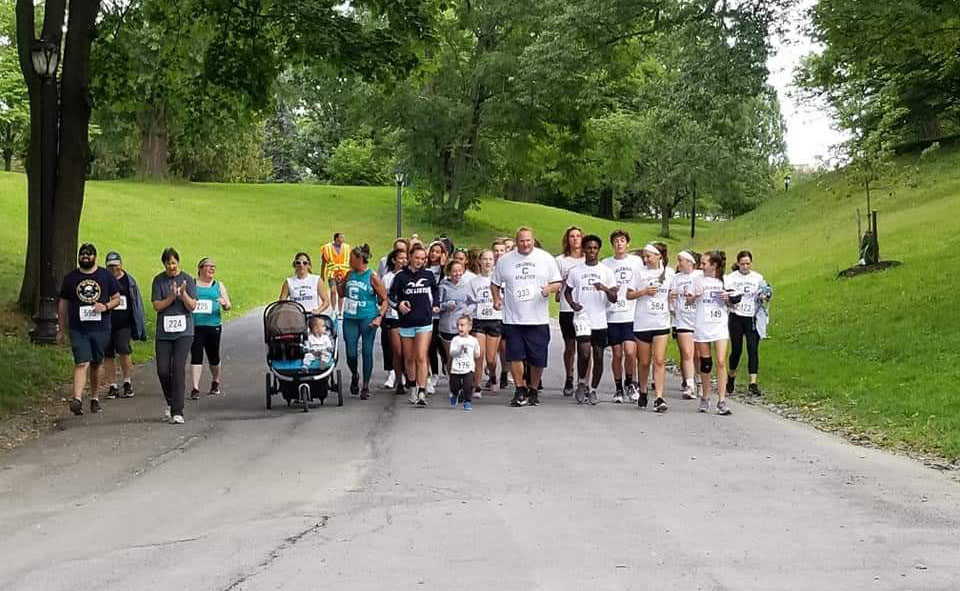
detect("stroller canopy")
[264,301,308,342]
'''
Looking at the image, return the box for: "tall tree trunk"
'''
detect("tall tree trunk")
[138,103,169,178]
[2,151,11,172]
[659,200,672,238]
[599,186,615,219]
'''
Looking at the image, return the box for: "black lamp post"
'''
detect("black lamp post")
[29,39,60,344]
[394,171,407,238]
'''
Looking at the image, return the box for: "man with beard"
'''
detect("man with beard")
[58,243,122,415]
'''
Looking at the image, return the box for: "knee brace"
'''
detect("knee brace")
[700,356,713,374]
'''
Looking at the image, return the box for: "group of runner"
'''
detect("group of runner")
[55,225,770,423]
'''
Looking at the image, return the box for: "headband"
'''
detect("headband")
[643,244,661,256]
[198,257,216,269]
[678,251,696,264]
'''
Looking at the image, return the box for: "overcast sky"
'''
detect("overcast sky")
[767,0,848,166]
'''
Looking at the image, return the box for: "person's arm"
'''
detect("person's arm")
[218,283,233,311]
[57,298,68,343]
[370,273,388,326]
[430,277,441,315]
[279,279,290,301]
[179,278,197,312]
[595,282,618,303]
[153,279,177,312]
[564,285,577,309]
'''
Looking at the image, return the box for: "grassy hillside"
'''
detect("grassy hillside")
[0,174,677,415]
[692,146,960,458]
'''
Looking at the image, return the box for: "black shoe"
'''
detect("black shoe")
[510,387,528,407]
[350,374,360,395]
[105,385,119,399]
[121,382,135,398]
[653,397,668,413]
[69,398,84,415]
[748,383,762,397]
[90,398,102,413]
[360,387,370,400]
[189,388,201,400]
[528,390,540,406]
[614,389,624,404]
[394,383,406,396]
[637,392,648,409]
[499,371,509,390]
[563,376,574,397]
[726,376,736,395]
[209,381,222,395]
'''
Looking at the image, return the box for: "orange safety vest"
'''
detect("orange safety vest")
[320,242,350,281]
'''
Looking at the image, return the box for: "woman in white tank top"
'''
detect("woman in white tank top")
[279,252,329,314]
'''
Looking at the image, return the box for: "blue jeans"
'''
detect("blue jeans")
[342,317,377,384]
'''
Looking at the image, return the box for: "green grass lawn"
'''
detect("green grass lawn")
[0,174,675,415]
[691,146,960,458]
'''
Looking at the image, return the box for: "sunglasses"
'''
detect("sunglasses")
[79,251,95,256]
[294,260,310,266]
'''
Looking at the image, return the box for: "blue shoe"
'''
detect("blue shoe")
[463,402,473,411]
[449,394,458,407]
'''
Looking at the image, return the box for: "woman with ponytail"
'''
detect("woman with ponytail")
[338,244,389,399]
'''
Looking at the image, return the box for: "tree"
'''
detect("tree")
[0,1,27,171]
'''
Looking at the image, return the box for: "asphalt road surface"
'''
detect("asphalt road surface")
[1,310,958,591]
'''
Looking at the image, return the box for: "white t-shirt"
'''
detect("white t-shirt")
[565,263,615,330]
[694,276,730,343]
[555,254,585,313]
[602,254,643,324]
[462,269,477,284]
[287,274,321,312]
[632,266,674,331]
[724,270,765,318]
[382,271,399,320]
[492,248,562,325]
[670,270,702,331]
[469,274,503,321]
[449,334,481,375]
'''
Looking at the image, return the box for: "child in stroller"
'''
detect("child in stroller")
[303,316,334,371]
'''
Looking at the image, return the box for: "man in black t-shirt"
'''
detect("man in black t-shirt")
[57,243,121,415]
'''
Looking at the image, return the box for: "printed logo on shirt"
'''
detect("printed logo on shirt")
[403,277,432,296]
[76,279,102,304]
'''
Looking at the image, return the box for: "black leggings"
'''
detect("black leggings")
[381,326,392,372]
[190,325,222,366]
[429,319,447,375]
[450,372,474,403]
[729,314,760,374]
[157,337,191,415]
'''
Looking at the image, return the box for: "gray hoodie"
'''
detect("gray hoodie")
[438,277,472,335]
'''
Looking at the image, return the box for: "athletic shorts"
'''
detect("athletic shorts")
[472,319,503,337]
[69,329,110,365]
[382,317,400,330]
[559,311,576,340]
[105,326,133,358]
[607,322,634,347]
[672,327,694,339]
[633,328,671,343]
[577,328,608,348]
[502,324,551,368]
[191,325,222,366]
[439,331,457,342]
[398,325,432,338]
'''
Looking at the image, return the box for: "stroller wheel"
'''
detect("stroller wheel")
[265,374,272,409]
[299,383,310,413]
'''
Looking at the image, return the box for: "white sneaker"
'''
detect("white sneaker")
[628,384,640,402]
[164,407,172,421]
[473,388,482,400]
[384,370,396,389]
[408,387,418,405]
[171,414,184,425]
[416,391,428,406]
[426,376,436,395]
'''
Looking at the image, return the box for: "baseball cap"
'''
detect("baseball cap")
[78,243,97,256]
[105,251,122,266]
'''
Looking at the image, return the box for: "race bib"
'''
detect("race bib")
[452,355,473,373]
[194,299,213,314]
[705,307,724,325]
[573,312,592,337]
[647,299,667,314]
[344,298,358,316]
[115,296,128,311]
[79,306,101,322]
[514,285,538,302]
[164,315,187,333]
[477,302,495,318]
[614,295,629,310]
[738,299,756,316]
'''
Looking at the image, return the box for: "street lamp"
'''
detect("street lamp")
[394,170,407,238]
[29,38,60,344]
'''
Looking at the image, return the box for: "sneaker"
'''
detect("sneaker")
[528,390,540,406]
[189,388,201,401]
[449,392,458,407]
[121,382,135,398]
[588,389,598,405]
[563,376,574,397]
[395,382,406,396]
[681,386,696,400]
[695,377,703,398]
[628,383,641,402]
[473,387,482,400]
[384,370,396,389]
[653,397,668,413]
[463,401,473,411]
[416,391,428,406]
[726,376,736,395]
[164,406,172,421]
[89,398,102,413]
[637,392,648,409]
[426,376,436,395]
[171,414,185,424]
[509,387,528,407]
[209,381,222,396]
[717,400,732,415]
[748,383,762,397]
[500,371,509,390]
[574,383,588,404]
[69,398,84,415]
[105,385,119,400]
[698,397,710,413]
[350,374,360,396]
[483,377,496,391]
[408,387,419,405]
[360,387,370,400]
[507,373,515,385]
[613,391,624,404]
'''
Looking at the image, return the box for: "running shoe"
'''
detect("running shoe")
[653,397,668,413]
[698,397,710,413]
[350,374,360,396]
[484,377,496,391]
[613,390,624,404]
[105,385,119,400]
[121,382,135,398]
[717,400,732,415]
[171,414,185,424]
[426,376,436,395]
[164,406,172,421]
[681,386,696,400]
[748,383,762,397]
[574,383,588,404]
[209,381,222,396]
[725,376,736,395]
[395,382,406,396]
[528,389,540,406]
[450,392,458,407]
[509,387,528,407]
[563,376,575,397]
[416,391,428,406]
[463,401,473,411]
[90,398,102,413]
[500,371,509,390]
[637,392,648,409]
[588,389,599,405]
[384,370,396,389]
[408,387,418,405]
[68,398,82,415]
[628,383,641,402]
[360,387,370,400]
[473,387,482,400]
[189,388,201,401]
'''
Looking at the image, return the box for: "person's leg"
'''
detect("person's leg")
[678,332,695,390]
[611,343,624,381]
[449,373,462,404]
[715,339,730,403]
[390,329,405,385]
[461,372,474,403]
[171,337,191,416]
[360,321,377,386]
[623,339,637,390]
[441,336,452,376]
[697,342,713,401]
[485,335,500,383]
[473,331,487,389]
[155,340,173,408]
[381,325,393,372]
[120,353,133,382]
[401,337,417,386]
[342,318,361,381]
[746,324,760,384]
[576,339,591,385]
[88,362,102,402]
[206,325,222,390]
[636,340,652,395]
[590,343,605,389]
[652,334,669,399]
[73,363,89,401]
[510,360,526,387]
[428,320,441,376]
[190,327,206,391]
[728,316,745,379]
[103,356,117,390]
[414,331,432,388]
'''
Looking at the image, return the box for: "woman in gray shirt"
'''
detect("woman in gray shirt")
[152,247,197,424]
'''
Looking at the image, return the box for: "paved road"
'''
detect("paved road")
[1,310,958,591]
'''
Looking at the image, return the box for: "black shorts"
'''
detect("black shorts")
[382,317,400,330]
[502,324,551,368]
[672,327,694,339]
[576,328,608,348]
[69,329,110,365]
[559,311,576,340]
[105,326,133,358]
[191,325,222,366]
[607,322,634,347]
[439,331,457,342]
[634,328,671,343]
[472,319,503,337]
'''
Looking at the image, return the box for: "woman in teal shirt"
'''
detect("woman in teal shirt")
[337,245,388,399]
[190,257,232,399]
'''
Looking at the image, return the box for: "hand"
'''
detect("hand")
[592,282,607,292]
[684,292,699,304]
[493,299,503,311]
[369,317,382,328]
[93,302,107,313]
[218,297,228,307]
[431,306,441,315]
[571,302,583,312]
[540,287,550,298]
[643,285,658,296]
[398,301,411,315]
[447,301,457,311]
[170,281,179,296]
[720,291,732,302]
